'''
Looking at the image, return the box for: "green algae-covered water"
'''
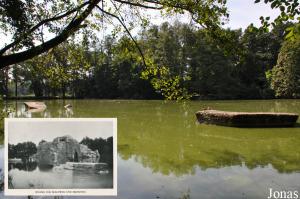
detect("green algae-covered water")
[1,99,300,198]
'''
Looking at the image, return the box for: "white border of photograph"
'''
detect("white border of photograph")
[4,118,117,196]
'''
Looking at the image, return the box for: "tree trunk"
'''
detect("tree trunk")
[14,66,18,97]
[62,84,66,99]
[15,80,18,97]
[3,67,9,97]
[52,88,57,97]
[32,80,44,97]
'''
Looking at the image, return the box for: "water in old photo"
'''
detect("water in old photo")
[8,162,113,189]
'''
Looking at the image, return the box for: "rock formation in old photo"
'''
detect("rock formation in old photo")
[36,135,100,166]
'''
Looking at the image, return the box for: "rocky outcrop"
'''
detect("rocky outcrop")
[37,135,99,166]
[80,144,100,163]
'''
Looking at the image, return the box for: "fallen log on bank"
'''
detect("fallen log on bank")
[196,110,299,127]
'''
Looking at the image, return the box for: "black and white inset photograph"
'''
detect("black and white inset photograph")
[4,118,117,196]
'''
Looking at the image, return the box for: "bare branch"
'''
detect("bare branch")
[113,0,163,10]
[143,0,196,13]
[96,5,147,68]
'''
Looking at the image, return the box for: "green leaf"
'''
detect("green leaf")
[271,2,277,8]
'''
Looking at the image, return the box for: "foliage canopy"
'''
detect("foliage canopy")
[271,39,300,98]
[255,0,300,40]
[0,0,229,68]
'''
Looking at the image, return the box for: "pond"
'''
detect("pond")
[1,99,300,198]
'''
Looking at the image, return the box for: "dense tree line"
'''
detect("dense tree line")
[1,22,299,99]
[8,142,37,162]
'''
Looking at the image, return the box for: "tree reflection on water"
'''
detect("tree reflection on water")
[9,162,38,172]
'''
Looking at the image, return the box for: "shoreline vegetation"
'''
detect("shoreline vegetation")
[1,22,300,101]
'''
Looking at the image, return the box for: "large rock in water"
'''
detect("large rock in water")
[37,135,99,166]
[196,110,299,127]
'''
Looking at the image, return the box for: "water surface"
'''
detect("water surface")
[8,163,112,189]
[1,99,300,198]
